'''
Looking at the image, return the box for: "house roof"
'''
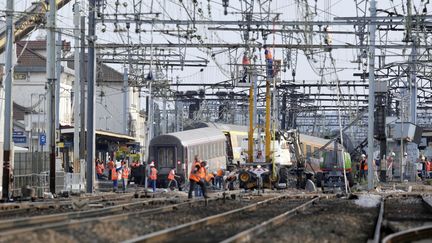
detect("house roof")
[16,40,71,68]
[13,102,31,120]
[14,40,123,82]
[16,41,47,67]
[66,54,123,82]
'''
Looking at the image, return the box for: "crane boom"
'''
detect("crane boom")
[0,0,71,54]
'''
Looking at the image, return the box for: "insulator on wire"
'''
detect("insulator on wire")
[222,0,229,15]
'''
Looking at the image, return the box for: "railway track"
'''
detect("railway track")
[0,191,247,242]
[123,195,319,243]
[0,197,178,232]
[0,191,157,220]
[371,194,432,243]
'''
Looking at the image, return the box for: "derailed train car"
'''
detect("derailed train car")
[237,131,354,190]
[149,124,353,190]
[148,127,227,187]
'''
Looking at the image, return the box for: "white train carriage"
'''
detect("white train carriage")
[149,127,227,186]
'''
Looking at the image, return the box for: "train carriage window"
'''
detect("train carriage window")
[220,141,223,156]
[214,142,218,157]
[306,145,312,159]
[203,143,208,160]
[313,147,320,158]
[157,146,175,169]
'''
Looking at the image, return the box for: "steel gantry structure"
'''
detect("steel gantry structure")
[3,0,432,196]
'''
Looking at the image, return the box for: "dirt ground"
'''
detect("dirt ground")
[255,198,379,243]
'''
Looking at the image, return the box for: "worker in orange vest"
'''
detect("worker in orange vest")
[167,167,180,190]
[96,160,105,180]
[122,164,130,192]
[215,168,224,189]
[111,166,119,192]
[240,53,250,83]
[107,157,115,180]
[264,46,273,77]
[206,172,214,185]
[188,160,208,199]
[149,162,158,192]
[359,154,368,182]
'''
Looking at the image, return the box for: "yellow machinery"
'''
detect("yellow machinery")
[0,0,71,53]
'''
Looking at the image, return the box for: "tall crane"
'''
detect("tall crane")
[0,0,71,54]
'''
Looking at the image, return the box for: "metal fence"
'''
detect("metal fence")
[12,152,86,197]
[12,152,50,197]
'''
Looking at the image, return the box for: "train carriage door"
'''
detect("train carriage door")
[156,146,176,177]
[223,132,234,162]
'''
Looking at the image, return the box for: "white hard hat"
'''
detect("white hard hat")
[404,152,408,156]
[390,152,396,157]
[361,154,366,158]
[257,165,262,169]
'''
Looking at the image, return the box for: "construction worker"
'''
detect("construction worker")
[107,157,115,180]
[196,161,208,196]
[359,154,368,182]
[96,159,105,180]
[167,167,180,190]
[188,160,208,199]
[216,168,224,189]
[264,46,273,77]
[149,162,158,192]
[426,158,432,178]
[122,164,130,192]
[206,172,214,186]
[130,160,142,185]
[240,53,250,83]
[111,166,119,192]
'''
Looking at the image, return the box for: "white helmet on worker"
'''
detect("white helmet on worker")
[361,154,366,158]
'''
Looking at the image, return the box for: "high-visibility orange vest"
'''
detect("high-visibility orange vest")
[189,164,201,182]
[107,161,115,169]
[96,164,104,175]
[206,173,214,182]
[265,49,273,60]
[168,169,175,180]
[150,167,158,180]
[111,168,118,181]
[197,166,206,180]
[122,168,129,179]
[217,168,223,177]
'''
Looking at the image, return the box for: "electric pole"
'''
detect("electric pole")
[367,0,376,190]
[73,1,81,171]
[79,15,86,162]
[2,0,14,200]
[87,0,96,193]
[47,0,57,194]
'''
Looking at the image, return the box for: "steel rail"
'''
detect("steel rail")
[0,191,241,237]
[123,195,318,243]
[0,192,140,213]
[382,225,432,243]
[422,195,432,210]
[221,197,319,243]
[0,197,171,232]
[371,195,432,243]
[371,198,385,243]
